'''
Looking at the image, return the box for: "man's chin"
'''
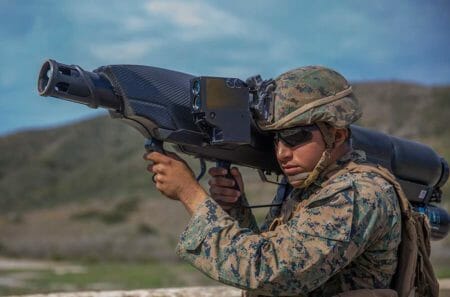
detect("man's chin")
[288,179,306,188]
[286,172,310,188]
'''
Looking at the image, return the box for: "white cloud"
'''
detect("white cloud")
[146,1,204,27]
[144,0,246,40]
[211,65,258,79]
[89,40,161,63]
[65,0,297,71]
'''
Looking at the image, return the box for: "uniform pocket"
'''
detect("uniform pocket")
[291,180,354,242]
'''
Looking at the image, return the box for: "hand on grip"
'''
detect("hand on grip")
[208,167,244,210]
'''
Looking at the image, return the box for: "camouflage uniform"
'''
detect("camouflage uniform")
[176,66,402,296]
[176,150,402,296]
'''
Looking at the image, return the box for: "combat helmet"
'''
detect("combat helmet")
[259,66,362,188]
[259,65,361,131]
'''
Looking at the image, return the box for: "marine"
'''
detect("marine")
[145,66,402,296]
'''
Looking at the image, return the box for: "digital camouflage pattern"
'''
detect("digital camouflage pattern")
[261,66,362,130]
[176,151,402,297]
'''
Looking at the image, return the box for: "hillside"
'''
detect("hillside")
[0,117,155,213]
[0,81,449,263]
[354,82,450,152]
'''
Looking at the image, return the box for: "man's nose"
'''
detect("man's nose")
[276,141,292,162]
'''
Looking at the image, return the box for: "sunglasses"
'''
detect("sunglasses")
[274,124,318,147]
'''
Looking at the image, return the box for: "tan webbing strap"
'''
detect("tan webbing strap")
[316,122,335,149]
[301,149,332,189]
[343,163,411,218]
[260,87,353,130]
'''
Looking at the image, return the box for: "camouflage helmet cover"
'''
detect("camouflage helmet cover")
[260,66,362,130]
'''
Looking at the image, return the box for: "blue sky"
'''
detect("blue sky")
[0,0,449,136]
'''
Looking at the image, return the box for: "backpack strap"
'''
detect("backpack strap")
[333,162,439,297]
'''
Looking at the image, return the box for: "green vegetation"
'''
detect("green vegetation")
[0,261,217,296]
[137,223,159,235]
[71,197,141,224]
[437,266,450,279]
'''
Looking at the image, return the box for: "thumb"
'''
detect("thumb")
[231,167,244,192]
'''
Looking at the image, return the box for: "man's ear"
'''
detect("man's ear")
[334,128,349,146]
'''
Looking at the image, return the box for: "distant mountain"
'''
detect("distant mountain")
[354,82,450,151]
[0,82,449,214]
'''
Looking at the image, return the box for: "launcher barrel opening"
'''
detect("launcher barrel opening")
[38,59,121,110]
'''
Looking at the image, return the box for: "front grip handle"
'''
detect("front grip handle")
[144,138,165,154]
[145,138,165,184]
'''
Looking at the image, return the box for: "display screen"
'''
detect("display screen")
[205,78,247,109]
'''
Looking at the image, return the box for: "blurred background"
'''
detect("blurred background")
[0,0,449,295]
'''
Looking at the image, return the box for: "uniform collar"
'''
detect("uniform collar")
[336,149,366,165]
[314,149,366,187]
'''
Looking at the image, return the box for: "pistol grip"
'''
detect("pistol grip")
[216,160,240,191]
[144,138,164,154]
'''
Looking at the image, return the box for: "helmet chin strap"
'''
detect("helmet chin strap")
[288,122,335,189]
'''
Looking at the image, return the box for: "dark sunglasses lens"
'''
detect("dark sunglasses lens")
[277,128,313,147]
